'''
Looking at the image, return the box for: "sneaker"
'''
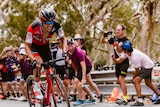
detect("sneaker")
[9,95,15,100]
[153,99,160,104]
[0,95,6,100]
[84,99,96,105]
[57,97,63,103]
[17,96,27,101]
[115,98,128,105]
[73,99,84,106]
[69,96,74,101]
[33,88,43,100]
[130,101,144,106]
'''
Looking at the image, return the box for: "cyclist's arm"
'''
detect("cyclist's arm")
[25,42,36,62]
[59,36,66,51]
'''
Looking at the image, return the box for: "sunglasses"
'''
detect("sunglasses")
[44,21,54,25]
[6,50,11,52]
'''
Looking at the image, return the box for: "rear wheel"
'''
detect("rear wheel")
[26,75,45,107]
[51,75,70,107]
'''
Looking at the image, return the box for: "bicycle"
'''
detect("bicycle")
[26,58,70,107]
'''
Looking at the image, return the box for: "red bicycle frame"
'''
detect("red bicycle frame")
[44,68,55,106]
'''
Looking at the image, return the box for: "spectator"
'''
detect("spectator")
[74,34,103,101]
[101,24,130,105]
[116,40,160,106]
[74,34,87,54]
[66,38,99,106]
[0,46,17,100]
[17,43,33,101]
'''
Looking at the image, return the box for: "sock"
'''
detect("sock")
[138,97,143,103]
[123,96,128,102]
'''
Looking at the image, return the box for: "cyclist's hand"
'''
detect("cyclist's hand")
[32,60,41,69]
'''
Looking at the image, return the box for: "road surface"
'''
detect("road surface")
[0,99,160,107]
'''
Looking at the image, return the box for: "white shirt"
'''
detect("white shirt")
[55,48,65,66]
[124,49,154,69]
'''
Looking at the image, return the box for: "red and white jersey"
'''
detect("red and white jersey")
[25,20,64,46]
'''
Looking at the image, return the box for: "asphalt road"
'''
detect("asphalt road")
[0,99,160,107]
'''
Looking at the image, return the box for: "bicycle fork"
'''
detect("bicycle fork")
[44,69,55,106]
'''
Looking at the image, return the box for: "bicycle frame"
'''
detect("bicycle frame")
[44,67,55,106]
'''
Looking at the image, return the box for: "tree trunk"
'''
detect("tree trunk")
[140,0,158,55]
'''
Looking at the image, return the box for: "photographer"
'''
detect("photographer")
[101,24,130,105]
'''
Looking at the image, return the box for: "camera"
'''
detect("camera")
[103,31,113,37]
[108,35,118,44]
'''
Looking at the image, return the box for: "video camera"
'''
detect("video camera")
[103,31,118,44]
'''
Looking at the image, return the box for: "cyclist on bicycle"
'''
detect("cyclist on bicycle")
[25,8,65,100]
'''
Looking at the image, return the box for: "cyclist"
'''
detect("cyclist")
[66,38,97,106]
[101,24,130,105]
[25,8,65,100]
[119,41,160,106]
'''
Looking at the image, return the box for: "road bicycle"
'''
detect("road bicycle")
[26,59,70,107]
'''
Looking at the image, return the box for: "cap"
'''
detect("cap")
[5,47,12,52]
[14,47,19,52]
[122,41,132,51]
[20,49,27,55]
[67,38,75,45]
[74,34,84,40]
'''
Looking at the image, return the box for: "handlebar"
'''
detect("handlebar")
[42,58,65,68]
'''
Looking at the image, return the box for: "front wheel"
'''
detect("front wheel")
[51,75,70,107]
[26,75,46,107]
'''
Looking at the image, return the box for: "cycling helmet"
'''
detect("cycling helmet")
[39,8,56,21]
[122,40,133,52]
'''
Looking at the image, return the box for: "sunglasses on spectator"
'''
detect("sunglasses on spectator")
[6,50,11,52]
[44,21,54,25]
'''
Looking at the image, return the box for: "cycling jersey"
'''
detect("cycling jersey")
[25,20,64,46]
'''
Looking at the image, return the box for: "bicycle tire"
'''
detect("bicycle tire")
[51,74,70,107]
[26,75,45,107]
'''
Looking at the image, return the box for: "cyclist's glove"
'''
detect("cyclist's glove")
[32,60,39,69]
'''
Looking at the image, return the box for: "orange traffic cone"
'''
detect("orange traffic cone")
[108,87,121,102]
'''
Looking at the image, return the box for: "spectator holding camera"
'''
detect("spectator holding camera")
[101,24,130,105]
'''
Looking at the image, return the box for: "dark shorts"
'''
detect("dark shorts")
[31,43,52,62]
[138,68,152,79]
[22,73,32,81]
[55,65,66,80]
[67,67,76,80]
[115,64,129,78]
[76,66,92,81]
[1,72,14,82]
